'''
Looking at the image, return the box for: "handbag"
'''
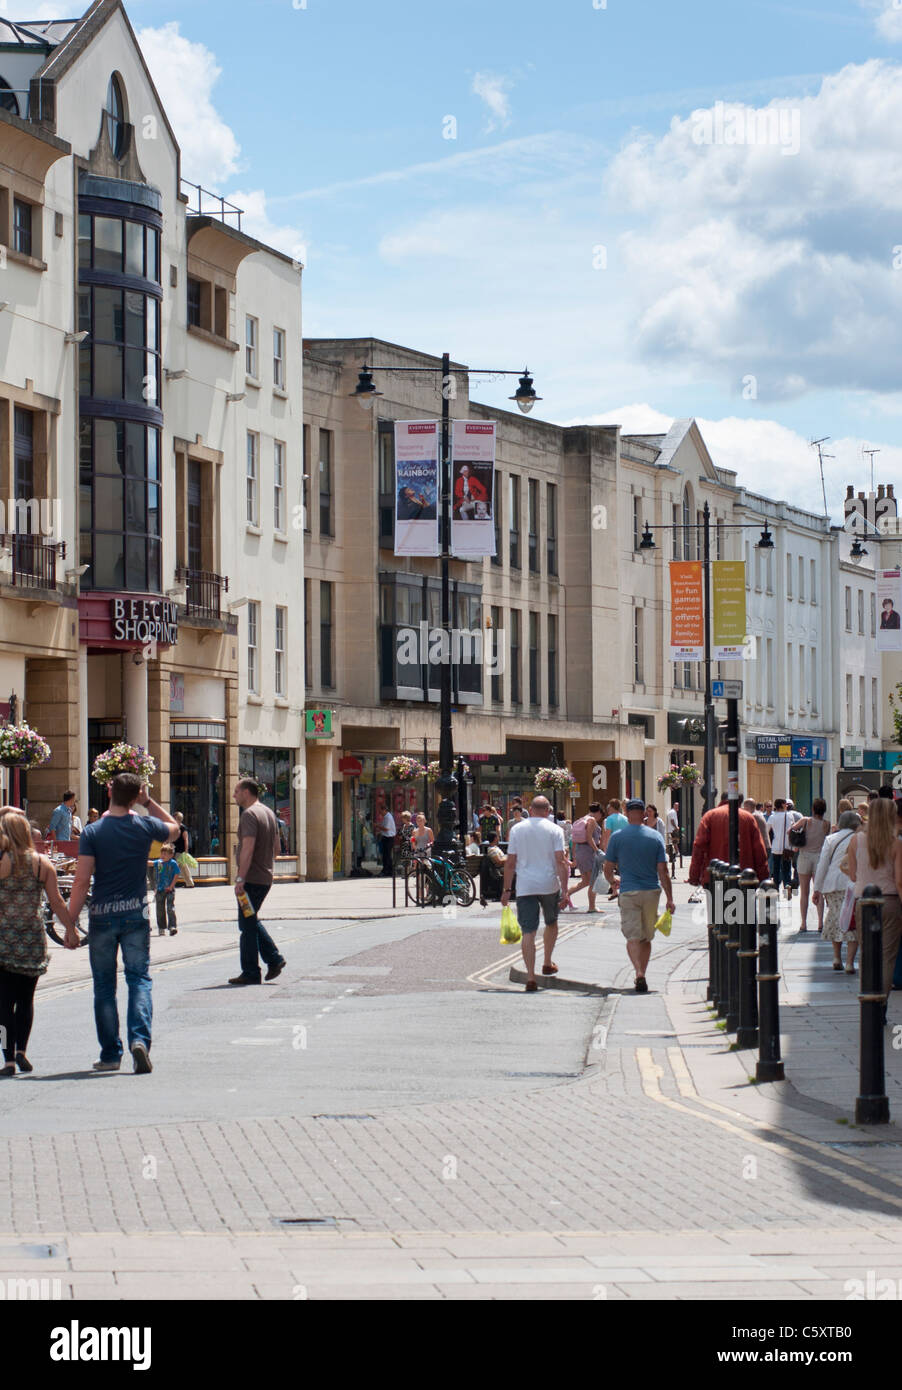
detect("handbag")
[788,819,807,848]
[839,885,857,934]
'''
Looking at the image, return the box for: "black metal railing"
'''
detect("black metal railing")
[2,534,65,589]
[181,180,243,229]
[176,566,228,619]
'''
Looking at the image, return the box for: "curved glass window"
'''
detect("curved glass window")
[79,418,161,593]
[105,75,126,159]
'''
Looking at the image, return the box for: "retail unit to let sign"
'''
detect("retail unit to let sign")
[669,561,704,661]
[756,735,792,764]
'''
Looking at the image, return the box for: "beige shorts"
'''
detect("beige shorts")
[619,889,661,942]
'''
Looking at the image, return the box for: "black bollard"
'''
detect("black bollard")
[737,868,759,1049]
[756,879,785,1081]
[856,886,890,1125]
[710,861,726,1014]
[725,862,741,1033]
[707,860,721,1004]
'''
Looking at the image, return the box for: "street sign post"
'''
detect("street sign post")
[712,679,743,700]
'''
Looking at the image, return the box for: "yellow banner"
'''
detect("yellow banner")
[332,832,342,875]
[712,561,746,659]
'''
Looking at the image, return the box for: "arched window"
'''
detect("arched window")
[0,76,19,117]
[105,74,126,158]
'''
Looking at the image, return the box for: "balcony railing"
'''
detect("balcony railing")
[181,180,244,229]
[2,534,66,590]
[176,566,228,619]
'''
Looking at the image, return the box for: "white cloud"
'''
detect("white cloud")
[226,189,306,264]
[605,61,902,398]
[860,2,902,42]
[472,71,513,130]
[571,405,902,521]
[136,23,241,189]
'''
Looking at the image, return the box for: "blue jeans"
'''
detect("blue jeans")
[88,910,152,1062]
[238,883,282,981]
[771,852,793,892]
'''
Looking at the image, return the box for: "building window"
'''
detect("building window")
[170,742,225,858]
[766,638,775,708]
[810,655,818,715]
[509,475,520,569]
[187,277,201,327]
[246,432,259,524]
[528,479,539,573]
[811,558,817,604]
[870,591,876,637]
[858,589,865,635]
[319,429,333,537]
[275,606,286,697]
[548,613,558,708]
[529,611,540,706]
[320,581,334,688]
[491,605,502,704]
[247,601,259,694]
[799,645,805,714]
[634,607,644,684]
[633,495,641,551]
[13,199,32,257]
[674,661,682,690]
[872,677,879,738]
[302,424,310,533]
[245,315,258,377]
[510,608,521,705]
[845,586,852,631]
[798,555,805,602]
[766,549,774,594]
[273,327,285,388]
[786,553,792,598]
[304,579,312,689]
[787,642,793,710]
[846,674,853,733]
[377,422,394,549]
[492,471,502,565]
[716,518,724,560]
[79,418,161,593]
[77,283,161,406]
[547,483,558,576]
[273,440,285,532]
[238,747,294,854]
[105,74,126,159]
[859,675,866,736]
[754,544,762,590]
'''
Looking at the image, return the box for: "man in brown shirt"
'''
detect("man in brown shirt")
[229,777,286,986]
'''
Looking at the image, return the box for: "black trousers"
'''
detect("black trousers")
[0,967,38,1060]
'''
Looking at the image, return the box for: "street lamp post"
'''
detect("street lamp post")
[640,512,775,818]
[352,355,540,853]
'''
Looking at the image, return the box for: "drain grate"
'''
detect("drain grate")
[276,1217,339,1227]
[313,1113,374,1121]
[504,1070,580,1079]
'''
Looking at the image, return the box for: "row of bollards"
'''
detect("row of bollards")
[706,866,891,1120]
[707,862,784,1083]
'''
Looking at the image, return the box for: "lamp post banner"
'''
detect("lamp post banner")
[877,569,902,652]
[712,560,747,659]
[450,420,496,557]
[669,561,704,661]
[394,420,440,557]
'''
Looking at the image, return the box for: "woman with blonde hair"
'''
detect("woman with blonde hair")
[0,808,76,1076]
[846,797,902,1001]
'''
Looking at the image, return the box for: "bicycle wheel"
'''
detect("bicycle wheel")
[401,860,429,907]
[449,868,476,908]
[45,896,91,946]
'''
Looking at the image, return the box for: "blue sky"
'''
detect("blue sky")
[11,0,902,512]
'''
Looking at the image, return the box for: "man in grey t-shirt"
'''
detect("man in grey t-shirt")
[229,778,286,986]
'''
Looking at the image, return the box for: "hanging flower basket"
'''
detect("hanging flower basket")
[0,721,51,770]
[384,755,426,783]
[680,762,701,785]
[656,766,683,792]
[534,766,576,794]
[92,742,156,787]
[427,759,470,783]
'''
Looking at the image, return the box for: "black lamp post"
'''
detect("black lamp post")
[640,509,775,819]
[352,355,540,852]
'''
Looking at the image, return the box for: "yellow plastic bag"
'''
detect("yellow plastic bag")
[655,909,672,937]
[500,904,522,944]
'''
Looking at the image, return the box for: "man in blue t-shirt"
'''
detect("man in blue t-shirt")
[69,772,179,1074]
[603,798,675,994]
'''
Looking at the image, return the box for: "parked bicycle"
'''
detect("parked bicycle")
[399,849,476,909]
[43,858,91,946]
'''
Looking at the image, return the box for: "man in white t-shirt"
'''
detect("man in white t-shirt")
[379,809,397,877]
[502,796,569,992]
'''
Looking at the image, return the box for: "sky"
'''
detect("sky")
[8,0,902,518]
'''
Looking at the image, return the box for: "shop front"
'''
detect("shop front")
[752,733,828,814]
[666,712,706,853]
[238,744,299,877]
[838,748,902,804]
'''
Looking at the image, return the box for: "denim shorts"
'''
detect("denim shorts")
[516,891,560,934]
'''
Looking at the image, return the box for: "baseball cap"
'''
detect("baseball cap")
[626,798,646,812]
